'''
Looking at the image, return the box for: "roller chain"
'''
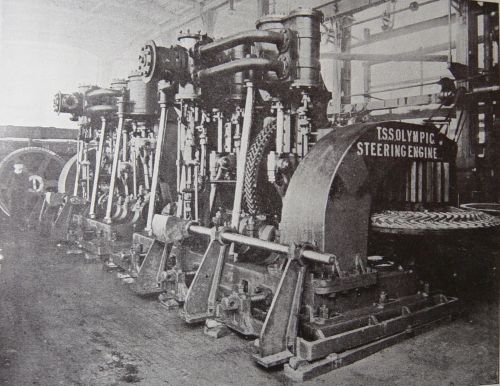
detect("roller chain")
[243,119,276,216]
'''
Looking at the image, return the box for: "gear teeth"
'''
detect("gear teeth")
[371,210,500,231]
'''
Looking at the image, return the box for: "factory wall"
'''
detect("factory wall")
[0,41,101,129]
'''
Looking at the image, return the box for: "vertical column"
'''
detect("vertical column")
[363,28,371,103]
[83,143,91,201]
[454,0,479,202]
[328,21,343,114]
[145,82,169,235]
[89,117,107,219]
[482,4,498,201]
[340,18,352,106]
[104,96,125,224]
[73,137,82,197]
[257,0,269,17]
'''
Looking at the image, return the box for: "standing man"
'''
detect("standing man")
[8,163,30,230]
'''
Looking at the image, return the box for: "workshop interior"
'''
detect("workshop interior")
[0,0,499,384]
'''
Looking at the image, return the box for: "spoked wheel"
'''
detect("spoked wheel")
[0,147,65,217]
[58,147,97,198]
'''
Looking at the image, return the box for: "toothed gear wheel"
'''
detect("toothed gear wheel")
[371,209,500,235]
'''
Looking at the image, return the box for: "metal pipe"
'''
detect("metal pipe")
[197,58,283,80]
[73,139,82,196]
[469,85,500,94]
[145,86,169,235]
[370,76,441,91]
[84,144,90,200]
[216,113,223,153]
[231,81,254,229]
[122,130,128,162]
[351,14,456,49]
[348,80,439,98]
[86,88,121,99]
[194,165,199,221]
[448,0,452,65]
[89,117,107,218]
[275,102,284,154]
[189,224,212,236]
[104,97,125,224]
[141,153,150,190]
[176,166,185,218]
[86,105,118,114]
[342,0,439,29]
[323,52,448,63]
[198,30,286,56]
[176,105,183,196]
[187,224,335,265]
[132,146,137,198]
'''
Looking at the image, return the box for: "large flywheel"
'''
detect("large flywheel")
[0,147,65,217]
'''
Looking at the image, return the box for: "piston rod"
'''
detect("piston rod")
[198,30,287,56]
[187,224,335,265]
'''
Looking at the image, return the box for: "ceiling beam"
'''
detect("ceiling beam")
[166,0,201,8]
[313,0,388,18]
[351,14,457,49]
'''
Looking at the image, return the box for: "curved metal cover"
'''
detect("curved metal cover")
[280,121,456,271]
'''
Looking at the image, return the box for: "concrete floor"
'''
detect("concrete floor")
[0,221,498,386]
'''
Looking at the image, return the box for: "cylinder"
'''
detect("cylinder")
[287,9,322,87]
[229,45,251,101]
[128,71,158,116]
[137,40,189,84]
[255,15,285,61]
[86,88,121,99]
[256,14,285,35]
[78,84,94,94]
[53,92,82,115]
[110,78,128,91]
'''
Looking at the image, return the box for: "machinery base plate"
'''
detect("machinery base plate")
[284,315,452,381]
